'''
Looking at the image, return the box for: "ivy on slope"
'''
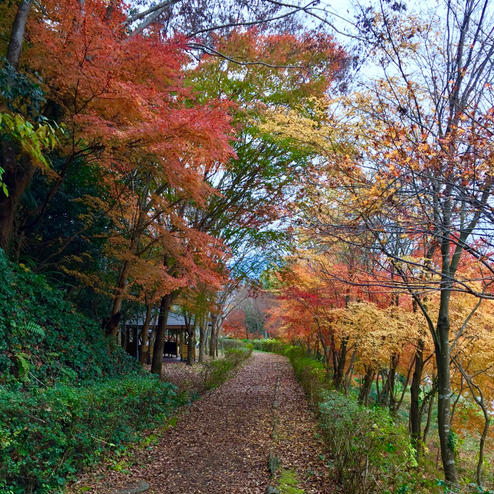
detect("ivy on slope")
[0,251,179,493]
[0,249,139,388]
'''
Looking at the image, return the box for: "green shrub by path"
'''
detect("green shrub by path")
[0,250,139,389]
[0,376,178,494]
[0,251,181,493]
[203,346,252,389]
[319,390,422,494]
[249,337,287,355]
[222,338,254,352]
[283,346,327,408]
[253,338,426,494]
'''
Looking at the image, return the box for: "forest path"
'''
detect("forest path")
[71,352,334,494]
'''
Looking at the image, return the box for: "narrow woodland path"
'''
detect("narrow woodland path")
[71,352,335,494]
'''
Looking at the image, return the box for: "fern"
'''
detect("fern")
[24,320,46,339]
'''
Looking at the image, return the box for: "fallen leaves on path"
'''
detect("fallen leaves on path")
[271,355,336,493]
[160,361,208,394]
[68,352,336,493]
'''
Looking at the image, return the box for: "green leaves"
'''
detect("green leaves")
[0,249,140,387]
[13,352,30,382]
[319,390,420,494]
[0,112,58,171]
[0,166,7,197]
[0,377,178,493]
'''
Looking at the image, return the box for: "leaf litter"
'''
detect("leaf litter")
[68,352,336,493]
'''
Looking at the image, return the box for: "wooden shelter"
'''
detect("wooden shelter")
[124,311,197,361]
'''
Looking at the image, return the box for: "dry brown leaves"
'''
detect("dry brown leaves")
[67,352,336,494]
[270,354,336,493]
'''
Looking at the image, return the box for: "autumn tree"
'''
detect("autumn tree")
[223,309,247,339]
[264,0,494,485]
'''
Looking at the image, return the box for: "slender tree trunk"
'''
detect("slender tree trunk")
[209,327,215,357]
[0,1,34,253]
[186,321,196,366]
[423,393,434,447]
[436,311,458,485]
[344,348,357,394]
[387,353,399,412]
[104,203,146,336]
[148,324,157,364]
[7,0,32,68]
[198,317,206,363]
[209,314,217,358]
[330,334,337,376]
[410,339,424,458]
[332,336,348,390]
[358,367,375,406]
[151,293,174,375]
[139,304,153,365]
[104,249,135,335]
[215,322,220,357]
[475,403,489,487]
[457,363,490,487]
[375,372,381,403]
[0,147,35,253]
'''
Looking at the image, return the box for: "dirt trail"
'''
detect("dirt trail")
[71,352,334,494]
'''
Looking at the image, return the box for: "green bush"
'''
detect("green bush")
[0,376,178,493]
[222,338,254,352]
[319,390,419,494]
[0,252,184,493]
[286,351,327,407]
[250,338,287,355]
[203,346,252,389]
[0,250,139,388]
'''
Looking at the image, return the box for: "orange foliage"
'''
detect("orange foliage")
[223,309,247,339]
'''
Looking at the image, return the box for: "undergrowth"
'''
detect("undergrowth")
[0,252,178,493]
[250,338,427,494]
[203,342,253,389]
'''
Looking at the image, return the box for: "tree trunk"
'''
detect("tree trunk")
[375,372,381,403]
[186,322,196,366]
[198,318,206,363]
[104,203,147,336]
[139,304,153,365]
[104,259,132,336]
[410,339,424,459]
[344,348,357,394]
[148,323,157,365]
[423,393,434,446]
[215,322,220,357]
[475,402,489,486]
[332,336,348,390]
[387,353,398,412]
[0,1,34,253]
[358,367,375,406]
[209,314,217,358]
[0,145,35,253]
[151,293,174,375]
[436,313,458,486]
[7,0,32,68]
